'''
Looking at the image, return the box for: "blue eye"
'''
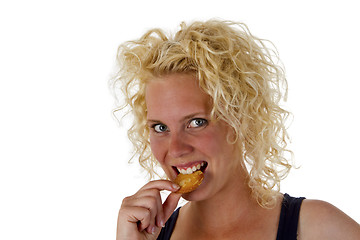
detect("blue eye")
[188,118,208,128]
[153,124,168,133]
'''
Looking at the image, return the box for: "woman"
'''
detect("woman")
[111,20,360,239]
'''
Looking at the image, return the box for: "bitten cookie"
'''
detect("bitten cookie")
[174,170,204,194]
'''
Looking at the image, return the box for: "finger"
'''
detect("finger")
[118,206,151,232]
[138,180,180,193]
[130,189,164,227]
[130,188,165,229]
[162,192,182,222]
[135,196,158,231]
[154,191,165,228]
[143,189,166,228]
[122,180,180,233]
[137,180,179,229]
[140,182,179,228]
[121,194,159,233]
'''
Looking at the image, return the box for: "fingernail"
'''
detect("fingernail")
[172,183,180,190]
[151,226,157,234]
[160,220,165,228]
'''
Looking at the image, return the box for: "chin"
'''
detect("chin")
[180,184,208,202]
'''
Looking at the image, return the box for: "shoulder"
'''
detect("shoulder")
[298,199,360,240]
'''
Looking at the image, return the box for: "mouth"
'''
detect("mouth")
[172,161,208,175]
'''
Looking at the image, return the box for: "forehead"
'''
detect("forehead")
[145,74,212,119]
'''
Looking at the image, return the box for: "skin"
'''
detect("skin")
[116,73,360,239]
[298,200,360,240]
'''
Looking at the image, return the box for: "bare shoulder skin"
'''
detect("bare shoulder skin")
[298,199,360,240]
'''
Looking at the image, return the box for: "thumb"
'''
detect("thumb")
[162,192,182,222]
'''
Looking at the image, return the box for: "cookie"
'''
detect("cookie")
[174,170,204,194]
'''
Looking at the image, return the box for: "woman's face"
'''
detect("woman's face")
[145,73,243,201]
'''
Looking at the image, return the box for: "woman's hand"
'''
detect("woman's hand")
[116,180,181,240]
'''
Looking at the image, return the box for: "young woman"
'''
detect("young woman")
[111,20,360,239]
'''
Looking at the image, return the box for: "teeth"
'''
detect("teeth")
[177,163,204,175]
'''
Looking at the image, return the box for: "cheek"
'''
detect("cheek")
[194,132,223,156]
[196,127,236,159]
[149,136,166,163]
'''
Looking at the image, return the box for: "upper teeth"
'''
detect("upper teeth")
[177,162,205,175]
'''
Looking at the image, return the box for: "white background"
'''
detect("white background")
[1,0,359,239]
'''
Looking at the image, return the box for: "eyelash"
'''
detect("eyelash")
[151,118,208,133]
[188,118,208,128]
[152,123,168,133]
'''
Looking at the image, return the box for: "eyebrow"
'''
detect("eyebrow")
[146,112,207,125]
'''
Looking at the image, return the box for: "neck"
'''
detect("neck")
[174,163,283,240]
[186,168,263,233]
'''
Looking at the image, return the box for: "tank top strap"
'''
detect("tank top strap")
[157,207,181,240]
[276,193,306,240]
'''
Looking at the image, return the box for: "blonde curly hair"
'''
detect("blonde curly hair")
[110,19,293,208]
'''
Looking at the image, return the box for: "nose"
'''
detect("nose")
[168,132,193,158]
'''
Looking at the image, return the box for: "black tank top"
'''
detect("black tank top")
[157,193,305,240]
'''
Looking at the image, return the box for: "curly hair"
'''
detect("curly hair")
[110,19,293,208]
